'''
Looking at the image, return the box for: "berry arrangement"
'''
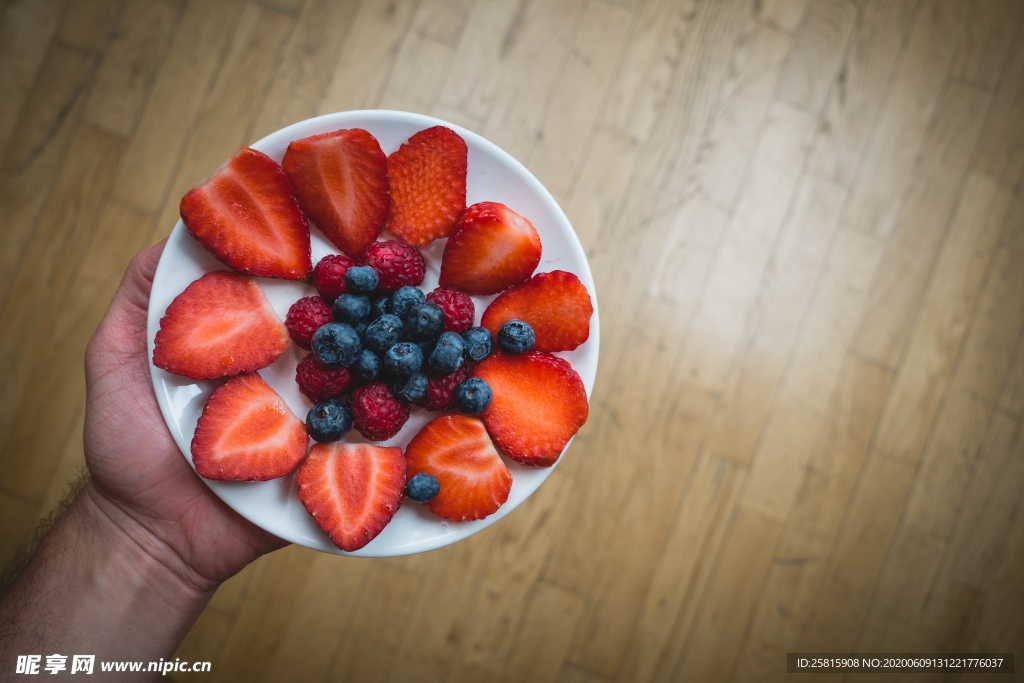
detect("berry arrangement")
[153,124,594,552]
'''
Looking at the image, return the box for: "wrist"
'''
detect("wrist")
[78,482,218,608]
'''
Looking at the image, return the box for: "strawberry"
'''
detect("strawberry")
[481,271,593,351]
[426,287,475,332]
[180,147,311,279]
[473,352,588,466]
[361,240,425,292]
[404,414,511,521]
[283,129,389,257]
[153,271,288,380]
[439,202,541,295]
[191,373,308,481]
[297,442,405,551]
[386,126,467,246]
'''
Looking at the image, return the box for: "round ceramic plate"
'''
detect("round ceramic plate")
[147,110,600,557]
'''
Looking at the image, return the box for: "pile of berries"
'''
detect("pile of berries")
[289,250,534,445]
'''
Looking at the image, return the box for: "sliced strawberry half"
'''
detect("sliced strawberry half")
[180,147,311,279]
[386,126,467,246]
[473,352,588,466]
[297,443,406,551]
[481,270,593,351]
[153,271,289,380]
[191,373,308,481]
[283,129,388,257]
[439,202,541,295]
[404,414,511,521]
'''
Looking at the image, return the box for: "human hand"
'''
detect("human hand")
[83,241,286,593]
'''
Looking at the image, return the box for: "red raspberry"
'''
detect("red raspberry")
[423,364,471,411]
[362,240,425,292]
[426,287,475,332]
[285,296,333,349]
[295,354,351,401]
[350,383,410,441]
[312,254,357,301]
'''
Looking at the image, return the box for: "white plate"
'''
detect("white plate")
[147,110,600,557]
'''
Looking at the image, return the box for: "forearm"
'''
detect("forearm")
[0,483,213,677]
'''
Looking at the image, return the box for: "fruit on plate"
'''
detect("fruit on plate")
[404,414,512,521]
[153,271,288,380]
[439,202,541,294]
[423,364,471,411]
[180,147,311,279]
[473,352,588,466]
[297,442,406,551]
[351,383,410,441]
[285,296,333,349]
[386,126,467,246]
[191,373,308,481]
[295,354,351,401]
[482,270,593,351]
[362,240,426,292]
[282,129,388,257]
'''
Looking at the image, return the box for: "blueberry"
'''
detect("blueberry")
[352,349,381,383]
[415,338,435,361]
[404,302,445,340]
[389,286,426,319]
[454,377,492,414]
[461,326,492,362]
[333,293,371,323]
[344,265,379,293]
[306,400,353,442]
[391,372,428,403]
[405,472,440,503]
[312,322,361,367]
[363,314,403,353]
[383,342,424,377]
[428,331,466,375]
[353,320,368,338]
[372,295,391,319]
[497,319,535,354]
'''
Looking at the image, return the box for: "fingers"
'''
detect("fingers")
[119,238,168,313]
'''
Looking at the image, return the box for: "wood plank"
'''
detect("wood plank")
[318,0,419,114]
[851,80,991,367]
[757,0,809,32]
[970,41,1024,187]
[775,0,856,114]
[0,491,43,570]
[500,582,585,683]
[949,0,1024,90]
[871,173,1012,463]
[112,0,246,213]
[249,0,360,140]
[0,0,66,152]
[56,0,121,53]
[82,0,181,135]
[840,0,969,238]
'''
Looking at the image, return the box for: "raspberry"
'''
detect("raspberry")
[295,354,351,401]
[426,287,475,332]
[312,254,357,301]
[362,240,425,292]
[351,383,410,441]
[285,296,333,349]
[423,364,471,411]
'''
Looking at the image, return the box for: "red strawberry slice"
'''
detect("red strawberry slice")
[481,271,593,351]
[153,271,288,380]
[439,202,541,295]
[386,126,467,246]
[283,129,389,257]
[405,414,511,521]
[473,352,588,466]
[191,373,308,481]
[180,147,311,279]
[297,442,406,551]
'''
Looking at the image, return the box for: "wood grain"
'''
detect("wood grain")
[2,1,1023,681]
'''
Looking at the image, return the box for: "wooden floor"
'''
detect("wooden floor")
[2,0,1024,680]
